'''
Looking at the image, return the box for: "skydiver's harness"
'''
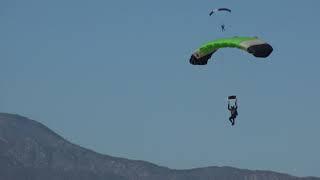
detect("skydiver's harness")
[228,105,238,118]
[228,96,238,118]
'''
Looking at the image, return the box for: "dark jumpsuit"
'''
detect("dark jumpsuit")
[228,104,238,125]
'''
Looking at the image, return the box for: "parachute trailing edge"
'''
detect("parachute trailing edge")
[189,36,273,65]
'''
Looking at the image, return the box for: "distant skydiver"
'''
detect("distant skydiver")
[221,24,225,32]
[228,99,238,126]
[209,8,231,32]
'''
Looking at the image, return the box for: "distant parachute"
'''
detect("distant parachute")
[209,8,232,16]
[189,36,273,65]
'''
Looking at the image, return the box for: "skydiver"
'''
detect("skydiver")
[228,100,238,126]
[221,24,225,32]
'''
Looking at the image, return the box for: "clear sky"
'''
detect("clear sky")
[1,0,320,177]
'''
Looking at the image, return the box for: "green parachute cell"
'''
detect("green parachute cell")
[189,36,273,65]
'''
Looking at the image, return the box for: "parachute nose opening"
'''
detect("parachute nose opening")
[248,43,273,58]
[189,52,214,65]
[189,54,207,65]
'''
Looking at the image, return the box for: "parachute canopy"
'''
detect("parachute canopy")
[209,8,231,16]
[228,95,237,100]
[189,36,273,65]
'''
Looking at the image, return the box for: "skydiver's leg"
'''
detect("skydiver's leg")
[231,115,235,126]
[229,117,233,124]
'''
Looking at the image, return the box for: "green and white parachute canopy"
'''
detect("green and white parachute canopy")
[189,36,273,65]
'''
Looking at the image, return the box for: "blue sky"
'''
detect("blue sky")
[1,0,320,177]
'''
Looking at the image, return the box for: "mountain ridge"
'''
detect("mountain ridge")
[0,112,318,180]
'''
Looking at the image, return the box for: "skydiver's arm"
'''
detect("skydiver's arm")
[228,104,231,110]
